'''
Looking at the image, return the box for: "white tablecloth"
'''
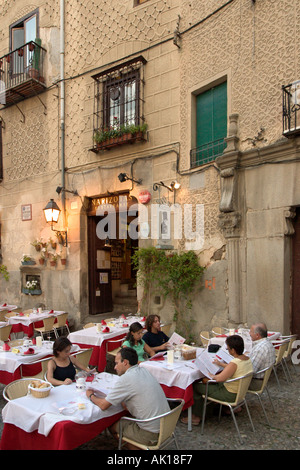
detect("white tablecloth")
[7,310,66,327]
[68,316,145,347]
[0,304,18,311]
[0,343,79,374]
[2,380,123,436]
[208,330,281,354]
[140,348,204,390]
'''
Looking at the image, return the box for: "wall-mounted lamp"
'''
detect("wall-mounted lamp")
[118,173,142,185]
[153,180,181,192]
[104,236,112,248]
[56,186,79,196]
[43,198,68,246]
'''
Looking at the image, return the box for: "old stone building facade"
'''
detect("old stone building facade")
[0,0,299,337]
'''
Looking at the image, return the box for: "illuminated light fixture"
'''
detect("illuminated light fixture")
[104,236,112,248]
[43,198,68,246]
[118,172,142,185]
[153,180,181,192]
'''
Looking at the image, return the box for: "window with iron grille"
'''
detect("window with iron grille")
[92,56,147,151]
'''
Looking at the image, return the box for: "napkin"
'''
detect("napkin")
[49,310,54,314]
[122,323,128,327]
[19,312,24,316]
[3,343,10,351]
[2,303,7,307]
[101,320,106,325]
[102,327,110,333]
[23,347,35,355]
[121,314,126,319]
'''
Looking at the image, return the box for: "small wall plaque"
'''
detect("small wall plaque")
[21,204,32,221]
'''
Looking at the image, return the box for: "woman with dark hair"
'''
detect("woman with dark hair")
[47,336,92,386]
[122,322,155,362]
[142,315,170,352]
[181,335,253,425]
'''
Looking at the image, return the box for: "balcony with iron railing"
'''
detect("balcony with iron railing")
[282,80,300,137]
[190,137,227,168]
[0,40,46,108]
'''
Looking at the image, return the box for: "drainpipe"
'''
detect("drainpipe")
[60,0,66,225]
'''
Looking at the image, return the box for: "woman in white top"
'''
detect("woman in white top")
[181,335,253,425]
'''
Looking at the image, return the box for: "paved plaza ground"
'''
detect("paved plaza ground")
[1,359,299,453]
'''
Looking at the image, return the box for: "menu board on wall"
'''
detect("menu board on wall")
[97,250,111,269]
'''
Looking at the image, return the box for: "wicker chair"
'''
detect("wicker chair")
[53,313,70,337]
[118,398,185,450]
[0,324,12,342]
[3,378,34,401]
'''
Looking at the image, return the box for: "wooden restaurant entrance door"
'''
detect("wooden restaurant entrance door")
[87,193,138,315]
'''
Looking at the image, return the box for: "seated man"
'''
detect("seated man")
[86,347,170,449]
[249,322,276,390]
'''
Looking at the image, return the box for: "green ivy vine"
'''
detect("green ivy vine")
[132,247,204,342]
[0,264,9,282]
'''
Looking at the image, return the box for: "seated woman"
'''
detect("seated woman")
[122,322,155,362]
[47,336,92,386]
[181,335,253,425]
[142,315,170,352]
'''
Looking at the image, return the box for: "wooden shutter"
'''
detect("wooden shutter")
[195,81,227,164]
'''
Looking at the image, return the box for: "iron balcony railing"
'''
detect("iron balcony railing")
[0,40,46,107]
[282,81,300,137]
[190,137,227,168]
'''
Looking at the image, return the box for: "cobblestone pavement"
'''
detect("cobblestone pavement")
[1,362,300,451]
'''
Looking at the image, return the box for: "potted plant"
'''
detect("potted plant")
[21,255,36,266]
[48,237,57,249]
[38,248,47,265]
[49,253,59,266]
[31,239,42,252]
[59,248,67,265]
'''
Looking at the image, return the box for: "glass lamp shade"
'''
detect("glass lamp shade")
[43,199,61,224]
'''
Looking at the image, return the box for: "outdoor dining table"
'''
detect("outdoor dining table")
[6,310,66,338]
[0,378,125,450]
[68,316,145,372]
[140,349,205,431]
[0,303,18,311]
[0,342,80,385]
[207,329,281,353]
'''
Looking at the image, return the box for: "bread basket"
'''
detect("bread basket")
[181,345,196,360]
[28,379,51,398]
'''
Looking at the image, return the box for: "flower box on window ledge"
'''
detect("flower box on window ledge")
[94,123,147,151]
[22,288,42,295]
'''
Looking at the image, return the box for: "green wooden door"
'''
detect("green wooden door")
[195,81,227,165]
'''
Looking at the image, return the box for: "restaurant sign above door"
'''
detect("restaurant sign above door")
[89,193,137,215]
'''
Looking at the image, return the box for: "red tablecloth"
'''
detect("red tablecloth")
[0,411,125,450]
[0,355,53,385]
[160,383,194,410]
[73,334,125,372]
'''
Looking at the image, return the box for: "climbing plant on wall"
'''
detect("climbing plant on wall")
[132,247,205,342]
